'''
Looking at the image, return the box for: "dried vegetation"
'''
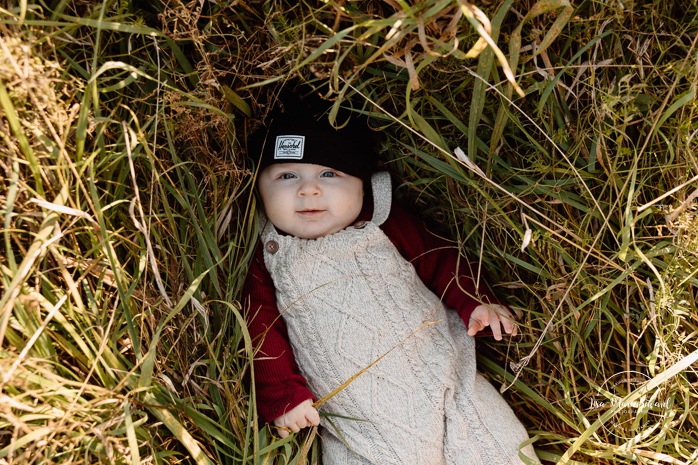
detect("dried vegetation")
[1,0,698,463]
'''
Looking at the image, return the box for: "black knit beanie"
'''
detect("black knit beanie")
[251,102,376,181]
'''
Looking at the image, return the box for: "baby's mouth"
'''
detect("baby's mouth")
[297,209,325,215]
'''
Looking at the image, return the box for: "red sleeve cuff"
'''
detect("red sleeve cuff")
[259,388,316,423]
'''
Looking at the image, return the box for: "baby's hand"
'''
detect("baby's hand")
[468,304,520,340]
[273,399,320,439]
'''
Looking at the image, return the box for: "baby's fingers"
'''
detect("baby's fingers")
[275,426,290,439]
[470,304,520,340]
[276,419,303,438]
[490,314,503,340]
[306,407,321,426]
[499,312,518,337]
[467,314,487,336]
[492,305,518,337]
[273,416,300,438]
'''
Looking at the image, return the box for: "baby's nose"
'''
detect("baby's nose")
[298,179,320,196]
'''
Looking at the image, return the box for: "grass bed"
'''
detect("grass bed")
[1,0,697,463]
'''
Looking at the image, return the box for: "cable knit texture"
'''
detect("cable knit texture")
[260,172,538,464]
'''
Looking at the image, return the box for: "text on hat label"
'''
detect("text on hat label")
[274,135,305,160]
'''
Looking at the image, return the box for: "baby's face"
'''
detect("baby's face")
[258,163,364,239]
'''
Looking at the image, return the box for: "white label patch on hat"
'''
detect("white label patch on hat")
[274,135,305,160]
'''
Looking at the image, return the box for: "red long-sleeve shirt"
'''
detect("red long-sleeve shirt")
[242,202,497,423]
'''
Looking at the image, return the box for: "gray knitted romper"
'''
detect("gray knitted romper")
[261,172,537,464]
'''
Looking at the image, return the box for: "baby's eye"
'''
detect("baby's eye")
[280,173,297,180]
[320,171,337,178]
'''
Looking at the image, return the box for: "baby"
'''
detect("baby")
[243,109,539,464]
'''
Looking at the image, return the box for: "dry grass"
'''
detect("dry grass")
[1,0,698,463]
